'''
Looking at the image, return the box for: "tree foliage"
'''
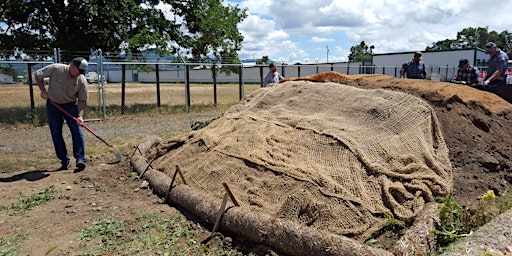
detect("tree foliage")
[0,0,247,65]
[172,0,247,75]
[348,41,374,62]
[426,27,512,58]
[256,56,270,65]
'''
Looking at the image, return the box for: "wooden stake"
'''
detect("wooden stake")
[176,165,187,185]
[164,167,180,203]
[212,193,229,233]
[139,157,156,178]
[222,182,240,206]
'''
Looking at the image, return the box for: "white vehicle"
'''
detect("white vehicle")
[85,71,103,83]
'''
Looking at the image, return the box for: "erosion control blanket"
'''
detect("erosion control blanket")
[150,80,453,241]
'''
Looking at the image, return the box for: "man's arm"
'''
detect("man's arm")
[484,68,504,86]
[33,71,48,99]
[77,100,86,125]
[400,63,407,76]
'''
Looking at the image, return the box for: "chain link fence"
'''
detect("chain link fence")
[1,49,476,127]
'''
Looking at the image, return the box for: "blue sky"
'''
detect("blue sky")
[226,0,511,64]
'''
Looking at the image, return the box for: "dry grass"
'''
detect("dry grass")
[1,82,261,108]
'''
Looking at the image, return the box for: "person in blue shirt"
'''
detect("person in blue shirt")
[263,63,285,87]
[482,42,509,87]
[400,51,426,79]
[479,42,511,103]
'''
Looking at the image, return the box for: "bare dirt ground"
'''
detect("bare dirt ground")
[1,74,512,255]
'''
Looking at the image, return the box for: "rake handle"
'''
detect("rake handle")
[48,99,113,148]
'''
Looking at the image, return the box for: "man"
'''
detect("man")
[34,57,89,172]
[263,63,285,87]
[454,58,480,86]
[400,51,426,79]
[483,42,509,87]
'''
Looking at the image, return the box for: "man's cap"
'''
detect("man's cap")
[71,57,88,74]
[413,51,422,58]
[485,42,496,54]
[458,58,469,68]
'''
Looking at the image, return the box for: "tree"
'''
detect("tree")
[256,56,270,65]
[172,0,247,75]
[426,27,512,58]
[348,41,374,62]
[0,0,246,64]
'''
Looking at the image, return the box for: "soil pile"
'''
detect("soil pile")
[146,78,453,242]
[135,73,512,255]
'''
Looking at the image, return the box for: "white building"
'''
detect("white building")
[372,48,488,81]
[0,73,14,83]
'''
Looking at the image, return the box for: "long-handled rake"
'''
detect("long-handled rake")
[49,99,122,163]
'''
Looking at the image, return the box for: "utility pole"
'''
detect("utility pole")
[326,45,329,63]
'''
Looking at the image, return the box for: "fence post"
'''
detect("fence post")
[445,65,449,81]
[213,65,218,107]
[298,65,301,77]
[239,65,244,100]
[27,64,35,114]
[259,66,264,87]
[185,64,191,112]
[121,64,126,114]
[156,64,161,107]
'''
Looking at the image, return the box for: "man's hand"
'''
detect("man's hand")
[76,116,84,126]
[483,80,490,87]
[40,90,48,99]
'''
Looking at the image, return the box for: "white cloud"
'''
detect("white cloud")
[229,0,511,64]
[311,37,334,43]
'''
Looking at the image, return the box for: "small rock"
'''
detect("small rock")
[139,180,150,189]
[65,185,72,190]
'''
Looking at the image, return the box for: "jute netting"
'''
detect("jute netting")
[149,80,453,241]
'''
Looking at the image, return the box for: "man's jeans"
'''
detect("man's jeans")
[46,100,86,166]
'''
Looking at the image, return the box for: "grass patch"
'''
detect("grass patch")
[0,186,57,215]
[432,190,512,253]
[77,213,245,256]
[0,232,27,255]
[79,219,127,250]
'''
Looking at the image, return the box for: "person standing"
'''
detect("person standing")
[263,63,285,87]
[400,51,427,79]
[479,42,512,103]
[33,57,89,172]
[454,58,480,86]
[482,42,509,87]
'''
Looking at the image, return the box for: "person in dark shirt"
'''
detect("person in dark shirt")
[400,51,426,79]
[453,58,480,86]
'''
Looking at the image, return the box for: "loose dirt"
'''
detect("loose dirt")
[1,74,512,255]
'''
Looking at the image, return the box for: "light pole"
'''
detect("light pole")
[326,45,329,63]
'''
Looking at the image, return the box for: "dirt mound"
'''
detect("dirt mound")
[146,80,452,240]
[343,74,512,205]
[132,73,512,255]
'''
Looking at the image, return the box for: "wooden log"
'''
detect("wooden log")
[131,137,393,256]
[393,202,439,255]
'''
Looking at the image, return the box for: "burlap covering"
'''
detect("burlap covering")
[149,80,453,241]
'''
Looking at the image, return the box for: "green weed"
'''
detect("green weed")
[0,186,57,215]
[0,232,26,255]
[77,213,246,255]
[433,190,512,252]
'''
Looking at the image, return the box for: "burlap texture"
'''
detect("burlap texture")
[150,80,453,241]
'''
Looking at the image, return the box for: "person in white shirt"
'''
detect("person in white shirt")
[263,63,284,87]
